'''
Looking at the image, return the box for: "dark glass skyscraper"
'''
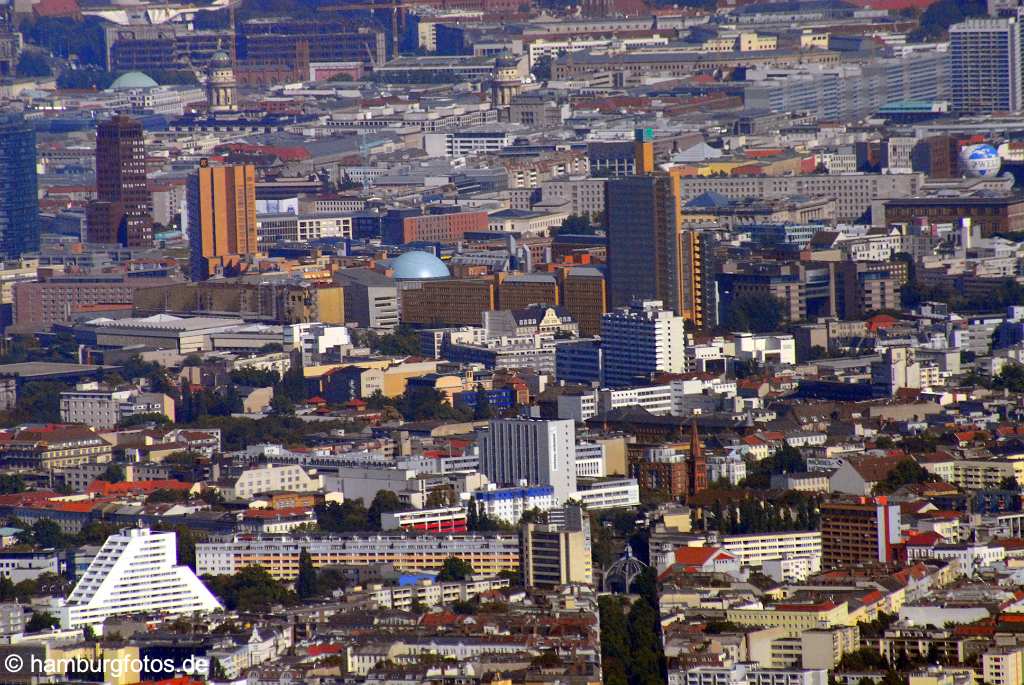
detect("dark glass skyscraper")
[0,112,40,260]
[87,115,153,247]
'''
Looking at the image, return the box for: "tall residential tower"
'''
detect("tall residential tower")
[950,18,1023,114]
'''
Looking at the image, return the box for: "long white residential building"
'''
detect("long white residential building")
[54,528,222,631]
[572,478,640,510]
[655,531,822,574]
[196,534,521,580]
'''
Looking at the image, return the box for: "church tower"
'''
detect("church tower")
[687,418,707,497]
[490,56,522,108]
[206,50,238,114]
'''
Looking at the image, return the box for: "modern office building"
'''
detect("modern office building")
[0,113,40,260]
[333,268,400,331]
[600,300,686,387]
[950,18,1023,114]
[60,383,174,430]
[477,418,577,504]
[520,505,593,587]
[55,528,222,630]
[606,171,703,326]
[186,163,259,281]
[196,534,521,579]
[820,497,901,569]
[86,115,153,247]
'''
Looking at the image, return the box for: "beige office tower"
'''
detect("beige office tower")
[187,163,258,281]
[520,504,593,587]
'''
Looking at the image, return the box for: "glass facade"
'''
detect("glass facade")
[0,113,39,260]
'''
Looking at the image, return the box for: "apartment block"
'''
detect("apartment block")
[196,534,521,579]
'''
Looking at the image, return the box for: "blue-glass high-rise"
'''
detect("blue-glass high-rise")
[0,113,40,260]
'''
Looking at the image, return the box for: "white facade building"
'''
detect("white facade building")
[54,528,222,631]
[472,485,557,524]
[226,463,322,500]
[601,300,686,387]
[657,531,822,575]
[284,323,353,367]
[734,333,796,366]
[477,418,577,504]
[575,441,606,478]
[572,478,640,509]
[60,382,173,430]
[671,663,827,685]
[707,453,747,486]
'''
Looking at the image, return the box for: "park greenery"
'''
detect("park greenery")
[598,567,665,685]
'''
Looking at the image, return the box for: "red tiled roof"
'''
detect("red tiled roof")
[905,531,944,546]
[87,479,193,496]
[673,547,733,565]
[773,601,838,612]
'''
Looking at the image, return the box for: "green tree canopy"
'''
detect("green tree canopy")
[202,566,294,612]
[435,556,474,582]
[367,490,403,529]
[724,292,785,333]
[295,548,318,600]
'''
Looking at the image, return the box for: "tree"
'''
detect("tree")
[26,611,59,632]
[269,393,295,416]
[0,474,25,495]
[20,16,108,66]
[435,556,474,581]
[278,362,307,403]
[171,525,198,570]
[909,0,986,41]
[295,548,318,599]
[16,52,51,77]
[397,386,471,422]
[230,368,280,387]
[724,293,785,333]
[182,354,203,367]
[472,386,493,420]
[556,214,596,236]
[874,459,936,494]
[30,520,64,549]
[145,489,189,504]
[118,412,171,428]
[994,363,1024,392]
[201,566,294,612]
[1000,476,1021,492]
[99,463,126,483]
[364,325,420,356]
[316,500,370,532]
[531,54,553,81]
[425,485,456,508]
[366,490,403,529]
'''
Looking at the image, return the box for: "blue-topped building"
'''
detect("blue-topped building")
[389,251,451,280]
[472,485,555,525]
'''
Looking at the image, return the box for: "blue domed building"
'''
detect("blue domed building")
[390,251,450,280]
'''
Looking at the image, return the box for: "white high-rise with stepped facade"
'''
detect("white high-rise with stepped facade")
[54,527,222,631]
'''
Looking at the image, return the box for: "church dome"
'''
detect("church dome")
[390,251,450,280]
[108,71,158,90]
[209,50,232,67]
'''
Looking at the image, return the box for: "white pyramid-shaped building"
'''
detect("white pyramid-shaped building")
[56,527,222,630]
